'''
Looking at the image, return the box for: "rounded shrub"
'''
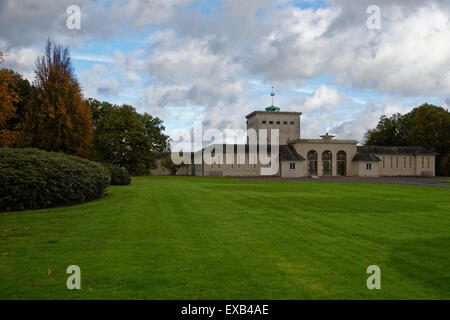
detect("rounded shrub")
[102,163,131,186]
[0,148,110,212]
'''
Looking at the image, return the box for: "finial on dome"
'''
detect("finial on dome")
[265,86,280,112]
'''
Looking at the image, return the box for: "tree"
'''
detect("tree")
[161,156,185,175]
[0,68,20,146]
[88,97,114,125]
[440,153,450,177]
[17,40,93,158]
[363,113,411,146]
[408,104,450,176]
[408,104,449,152]
[3,70,31,141]
[364,104,450,176]
[0,52,33,147]
[140,113,169,153]
[88,98,170,175]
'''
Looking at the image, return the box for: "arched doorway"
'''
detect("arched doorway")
[322,150,332,176]
[337,150,346,176]
[307,150,318,176]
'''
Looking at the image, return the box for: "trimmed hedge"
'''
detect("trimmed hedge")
[102,163,131,186]
[0,148,110,212]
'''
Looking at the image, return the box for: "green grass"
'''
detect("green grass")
[1,176,449,299]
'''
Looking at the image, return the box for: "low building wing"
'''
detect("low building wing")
[357,146,438,155]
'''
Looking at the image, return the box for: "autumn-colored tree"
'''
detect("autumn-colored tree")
[0,68,20,146]
[17,40,93,158]
[0,69,32,147]
[4,71,31,133]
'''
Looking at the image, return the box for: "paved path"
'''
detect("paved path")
[242,176,450,188]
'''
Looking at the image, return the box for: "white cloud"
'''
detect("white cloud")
[334,4,450,95]
[2,0,449,145]
[295,87,314,94]
[244,1,450,96]
[330,98,420,142]
[445,98,450,107]
[72,55,114,63]
[79,63,126,99]
[301,84,345,112]
[1,46,40,80]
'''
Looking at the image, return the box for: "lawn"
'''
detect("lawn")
[0,176,449,299]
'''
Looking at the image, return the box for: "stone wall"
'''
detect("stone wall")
[377,154,435,176]
[357,161,380,177]
[280,160,303,178]
[203,156,276,177]
[150,159,192,176]
[293,139,359,177]
[247,112,301,145]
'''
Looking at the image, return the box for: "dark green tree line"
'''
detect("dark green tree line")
[364,104,450,176]
[87,98,169,175]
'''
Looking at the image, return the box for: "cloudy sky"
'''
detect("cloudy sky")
[1,0,449,148]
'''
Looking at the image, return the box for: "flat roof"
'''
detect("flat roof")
[198,144,306,161]
[357,146,438,155]
[290,138,358,144]
[245,111,302,119]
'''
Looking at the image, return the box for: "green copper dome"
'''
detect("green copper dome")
[265,105,280,111]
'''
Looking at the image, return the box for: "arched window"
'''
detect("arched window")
[337,150,346,176]
[307,150,318,176]
[322,150,332,176]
